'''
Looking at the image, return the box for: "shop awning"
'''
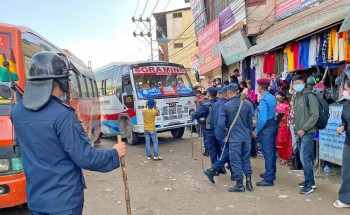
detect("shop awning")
[244,0,350,57]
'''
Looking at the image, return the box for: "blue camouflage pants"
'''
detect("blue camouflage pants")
[212,141,229,170]
[202,128,208,150]
[30,205,83,215]
[205,129,221,164]
[229,141,252,181]
[258,125,278,183]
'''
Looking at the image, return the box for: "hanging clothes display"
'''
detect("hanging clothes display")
[284,42,294,71]
[309,35,318,67]
[345,30,350,61]
[275,51,284,74]
[339,32,345,62]
[299,37,310,69]
[263,51,276,74]
[328,27,338,62]
[322,30,330,64]
[292,41,300,70]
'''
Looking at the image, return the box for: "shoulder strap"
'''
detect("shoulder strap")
[304,91,313,108]
[224,100,244,143]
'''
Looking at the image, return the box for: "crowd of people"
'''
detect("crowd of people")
[192,70,350,208]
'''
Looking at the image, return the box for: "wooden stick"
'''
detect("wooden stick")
[191,124,193,158]
[117,135,132,215]
[200,127,204,170]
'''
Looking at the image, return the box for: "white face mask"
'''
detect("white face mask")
[344,91,350,100]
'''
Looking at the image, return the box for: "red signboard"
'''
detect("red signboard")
[198,18,222,75]
[160,86,177,96]
[134,66,185,75]
[276,0,320,21]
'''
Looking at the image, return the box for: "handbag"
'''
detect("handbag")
[224,100,244,143]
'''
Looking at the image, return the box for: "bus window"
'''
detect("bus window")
[97,80,104,96]
[92,80,98,98]
[115,74,122,98]
[79,75,89,98]
[106,78,114,96]
[86,78,94,98]
[69,72,80,98]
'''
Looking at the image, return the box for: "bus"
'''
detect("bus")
[94,62,196,145]
[0,23,101,209]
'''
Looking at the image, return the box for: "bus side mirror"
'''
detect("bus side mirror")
[0,84,12,99]
[195,71,200,83]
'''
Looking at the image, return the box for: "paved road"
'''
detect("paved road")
[1,131,348,215]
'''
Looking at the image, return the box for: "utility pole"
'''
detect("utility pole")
[132,16,153,61]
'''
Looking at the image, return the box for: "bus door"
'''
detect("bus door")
[121,76,134,110]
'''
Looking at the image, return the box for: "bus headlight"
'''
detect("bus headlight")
[0,159,10,173]
[11,157,24,171]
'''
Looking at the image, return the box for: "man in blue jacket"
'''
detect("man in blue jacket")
[192,87,222,169]
[218,84,253,192]
[253,78,277,187]
[11,52,127,215]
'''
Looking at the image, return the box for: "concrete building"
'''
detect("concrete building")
[153,7,198,85]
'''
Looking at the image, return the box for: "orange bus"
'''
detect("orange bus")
[0,23,101,209]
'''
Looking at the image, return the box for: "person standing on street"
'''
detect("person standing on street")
[220,84,253,192]
[203,87,229,180]
[11,52,127,215]
[292,75,319,194]
[192,87,221,168]
[254,78,278,187]
[334,79,350,208]
[142,99,162,160]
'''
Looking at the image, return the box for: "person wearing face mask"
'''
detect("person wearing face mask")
[292,75,319,195]
[333,79,350,208]
[11,52,127,215]
[253,78,277,187]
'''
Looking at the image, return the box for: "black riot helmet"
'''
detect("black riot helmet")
[28,51,70,93]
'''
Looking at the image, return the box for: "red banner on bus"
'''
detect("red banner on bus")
[134,66,185,75]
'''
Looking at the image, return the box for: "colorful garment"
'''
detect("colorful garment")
[292,42,300,70]
[276,108,292,160]
[263,51,276,74]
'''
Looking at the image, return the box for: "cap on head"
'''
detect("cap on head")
[257,78,271,86]
[148,99,155,108]
[221,86,228,93]
[227,83,239,91]
[207,87,218,97]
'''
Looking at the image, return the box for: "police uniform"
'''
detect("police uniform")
[255,78,277,187]
[219,84,253,192]
[11,52,121,214]
[192,87,219,165]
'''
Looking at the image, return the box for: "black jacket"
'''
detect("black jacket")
[341,101,350,145]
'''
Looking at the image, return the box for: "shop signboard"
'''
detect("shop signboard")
[219,0,246,34]
[218,30,250,65]
[190,0,207,35]
[319,104,345,166]
[275,0,321,21]
[198,18,221,75]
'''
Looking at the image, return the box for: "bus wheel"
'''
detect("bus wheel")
[171,127,185,138]
[125,119,139,145]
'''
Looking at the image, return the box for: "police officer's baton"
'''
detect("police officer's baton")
[200,127,204,170]
[117,135,132,215]
[190,123,194,158]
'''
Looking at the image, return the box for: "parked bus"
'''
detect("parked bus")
[0,23,101,209]
[94,62,196,145]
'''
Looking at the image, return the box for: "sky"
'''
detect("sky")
[0,0,189,69]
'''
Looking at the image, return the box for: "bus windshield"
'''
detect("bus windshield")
[133,65,194,99]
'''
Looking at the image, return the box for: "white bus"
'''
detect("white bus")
[94,61,196,145]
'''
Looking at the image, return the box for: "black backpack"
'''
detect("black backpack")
[305,92,330,130]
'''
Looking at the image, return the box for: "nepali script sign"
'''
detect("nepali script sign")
[190,0,207,35]
[198,18,221,75]
[275,0,321,21]
[319,104,345,166]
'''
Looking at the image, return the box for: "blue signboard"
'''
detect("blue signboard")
[137,88,162,98]
[319,104,345,166]
[177,86,194,95]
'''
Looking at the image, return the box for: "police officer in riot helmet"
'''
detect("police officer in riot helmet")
[11,51,127,215]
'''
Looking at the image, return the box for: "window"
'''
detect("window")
[97,80,104,96]
[69,72,80,98]
[79,75,89,98]
[105,78,113,96]
[173,12,182,18]
[174,43,183,48]
[196,41,198,47]
[86,78,94,98]
[92,80,99,98]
